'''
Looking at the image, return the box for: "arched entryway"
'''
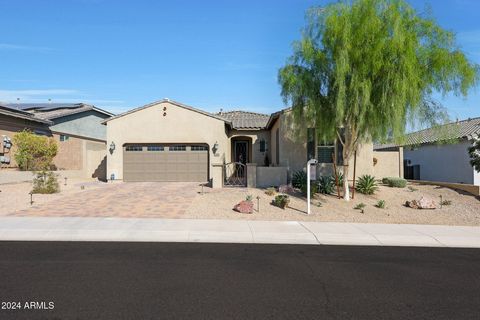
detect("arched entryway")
[231,136,252,164]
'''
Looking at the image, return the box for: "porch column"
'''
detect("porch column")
[246,163,257,188]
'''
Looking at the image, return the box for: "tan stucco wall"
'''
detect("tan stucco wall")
[273,111,375,181]
[85,140,107,180]
[230,129,270,165]
[257,166,288,188]
[373,149,403,179]
[106,101,230,181]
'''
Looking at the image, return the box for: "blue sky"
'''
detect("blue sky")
[0,0,479,121]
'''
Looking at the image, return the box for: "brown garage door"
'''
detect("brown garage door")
[123,144,208,182]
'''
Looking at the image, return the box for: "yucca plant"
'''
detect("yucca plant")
[356,175,378,195]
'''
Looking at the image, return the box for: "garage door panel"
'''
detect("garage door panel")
[124,144,208,182]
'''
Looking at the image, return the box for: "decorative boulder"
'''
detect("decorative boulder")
[406,197,436,209]
[278,184,294,194]
[418,196,437,209]
[234,200,254,214]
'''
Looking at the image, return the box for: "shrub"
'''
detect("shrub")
[318,176,335,194]
[273,194,290,209]
[13,130,58,171]
[300,180,318,197]
[292,170,307,189]
[31,171,60,194]
[333,172,344,187]
[356,175,378,195]
[354,203,366,211]
[246,195,253,202]
[440,199,452,206]
[382,177,407,188]
[265,187,276,196]
[375,200,386,209]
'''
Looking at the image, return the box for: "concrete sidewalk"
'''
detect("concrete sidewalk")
[0,217,479,247]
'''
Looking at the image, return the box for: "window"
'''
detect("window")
[317,140,335,163]
[259,139,267,153]
[59,135,69,142]
[147,146,164,151]
[169,145,186,151]
[191,145,208,151]
[125,145,143,151]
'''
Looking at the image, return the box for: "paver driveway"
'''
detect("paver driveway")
[10,182,200,218]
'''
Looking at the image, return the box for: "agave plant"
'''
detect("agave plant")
[356,175,378,195]
[292,170,307,189]
[318,176,335,194]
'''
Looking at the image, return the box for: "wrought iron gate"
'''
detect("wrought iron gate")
[223,162,247,187]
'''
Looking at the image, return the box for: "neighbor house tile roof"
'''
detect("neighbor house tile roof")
[0,105,53,125]
[375,117,480,150]
[217,110,270,130]
[403,117,480,145]
[3,103,114,120]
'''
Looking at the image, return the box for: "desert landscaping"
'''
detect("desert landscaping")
[2,178,479,226]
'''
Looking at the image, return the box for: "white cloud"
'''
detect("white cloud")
[0,43,53,52]
[0,89,79,103]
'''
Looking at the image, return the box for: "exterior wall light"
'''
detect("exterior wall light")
[212,142,219,154]
[109,142,116,153]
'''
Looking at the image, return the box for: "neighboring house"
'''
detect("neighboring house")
[104,99,401,187]
[0,103,113,180]
[387,117,480,186]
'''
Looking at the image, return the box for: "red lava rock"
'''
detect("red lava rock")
[234,200,254,214]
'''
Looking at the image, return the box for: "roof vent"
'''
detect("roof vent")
[219,108,223,115]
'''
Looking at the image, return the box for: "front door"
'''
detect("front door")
[234,141,248,164]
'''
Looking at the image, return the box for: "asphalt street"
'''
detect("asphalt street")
[0,242,479,320]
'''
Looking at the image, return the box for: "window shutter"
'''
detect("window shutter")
[307,128,315,161]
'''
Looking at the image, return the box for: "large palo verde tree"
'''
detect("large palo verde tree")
[278,0,478,200]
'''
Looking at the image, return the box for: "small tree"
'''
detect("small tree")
[469,139,480,173]
[278,0,478,200]
[13,130,58,171]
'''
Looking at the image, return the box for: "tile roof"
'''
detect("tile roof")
[0,106,52,125]
[3,103,114,120]
[403,117,480,145]
[375,117,480,149]
[217,110,270,130]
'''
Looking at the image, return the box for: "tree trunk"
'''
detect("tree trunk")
[343,162,350,201]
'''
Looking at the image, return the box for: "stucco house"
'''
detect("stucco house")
[104,99,402,187]
[392,117,480,186]
[0,103,113,180]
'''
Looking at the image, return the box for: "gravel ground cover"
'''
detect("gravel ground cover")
[185,182,480,226]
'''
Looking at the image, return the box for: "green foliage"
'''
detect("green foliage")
[469,139,480,172]
[246,195,253,202]
[354,203,366,210]
[31,171,60,194]
[265,187,276,196]
[440,199,452,206]
[273,194,290,209]
[301,180,318,197]
[356,175,378,195]
[318,176,335,194]
[13,130,58,171]
[278,0,478,200]
[382,177,407,188]
[375,200,386,209]
[334,172,344,187]
[292,170,307,189]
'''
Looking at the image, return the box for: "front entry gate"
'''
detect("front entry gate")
[223,162,246,187]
